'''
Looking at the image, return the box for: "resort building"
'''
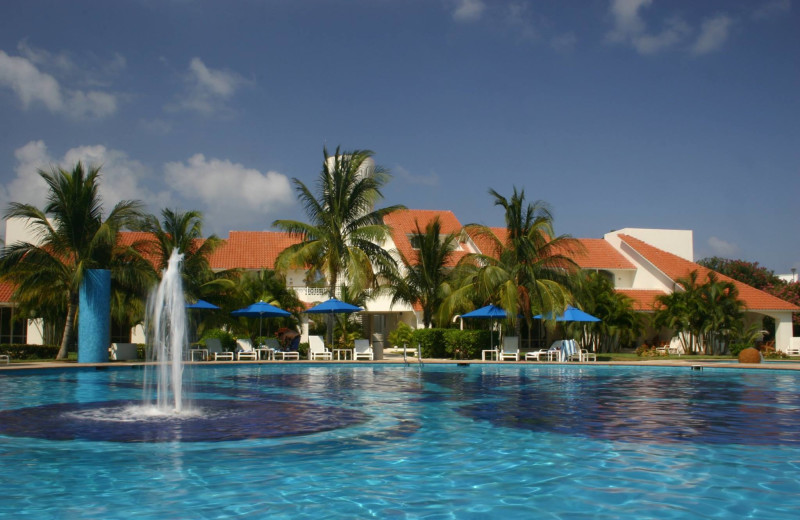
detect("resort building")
[1,213,798,354]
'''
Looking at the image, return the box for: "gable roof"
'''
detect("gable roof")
[616,289,667,312]
[209,231,301,270]
[619,234,799,312]
[383,209,468,267]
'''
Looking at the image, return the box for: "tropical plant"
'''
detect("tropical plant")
[0,162,148,359]
[442,187,581,346]
[273,146,405,297]
[388,217,459,327]
[574,271,643,353]
[138,208,234,302]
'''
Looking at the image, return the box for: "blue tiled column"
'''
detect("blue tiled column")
[78,269,111,364]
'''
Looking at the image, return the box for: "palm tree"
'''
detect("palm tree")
[0,162,146,359]
[138,208,234,302]
[273,147,405,297]
[389,217,460,328]
[443,188,581,344]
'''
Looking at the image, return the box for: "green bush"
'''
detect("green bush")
[0,344,60,360]
[412,328,447,358]
[443,330,491,359]
[200,329,236,352]
[387,323,415,348]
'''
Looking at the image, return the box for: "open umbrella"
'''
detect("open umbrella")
[462,304,507,352]
[231,300,292,340]
[304,298,363,346]
[534,306,600,361]
[185,299,220,310]
[533,305,600,322]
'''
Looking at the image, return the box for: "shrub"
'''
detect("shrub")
[412,328,447,358]
[0,344,60,360]
[387,323,415,348]
[200,329,236,352]
[443,330,491,359]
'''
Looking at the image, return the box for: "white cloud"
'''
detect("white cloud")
[691,15,733,55]
[752,0,792,20]
[393,165,440,187]
[0,48,117,118]
[452,0,485,22]
[163,154,292,231]
[606,0,691,55]
[708,236,739,257]
[4,140,169,215]
[170,57,250,115]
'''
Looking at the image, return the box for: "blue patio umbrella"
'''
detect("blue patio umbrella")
[232,300,292,339]
[304,298,363,346]
[304,298,363,314]
[462,304,508,350]
[185,299,220,310]
[533,305,600,322]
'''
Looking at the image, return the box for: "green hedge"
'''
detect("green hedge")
[443,330,492,359]
[0,344,60,360]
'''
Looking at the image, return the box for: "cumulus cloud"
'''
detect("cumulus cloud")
[452,0,485,22]
[691,15,734,55]
[606,0,692,55]
[169,57,250,115]
[163,154,293,231]
[393,165,440,187]
[0,48,117,118]
[708,236,739,257]
[3,140,169,215]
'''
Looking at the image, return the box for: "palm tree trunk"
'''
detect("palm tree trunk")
[58,292,79,360]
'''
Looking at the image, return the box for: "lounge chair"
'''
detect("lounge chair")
[353,339,373,360]
[308,336,332,360]
[271,337,300,360]
[206,338,233,361]
[524,349,549,361]
[236,339,257,361]
[500,336,519,361]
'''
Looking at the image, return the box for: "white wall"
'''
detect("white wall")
[607,228,693,261]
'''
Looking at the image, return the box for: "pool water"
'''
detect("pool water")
[1,364,799,519]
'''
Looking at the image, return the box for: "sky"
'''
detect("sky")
[0,0,797,273]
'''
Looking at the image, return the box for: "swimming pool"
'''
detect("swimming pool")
[1,364,799,519]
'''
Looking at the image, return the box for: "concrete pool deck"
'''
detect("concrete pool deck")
[3,356,800,371]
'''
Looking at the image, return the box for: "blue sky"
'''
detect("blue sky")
[0,0,797,272]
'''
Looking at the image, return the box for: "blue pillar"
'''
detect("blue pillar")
[78,269,111,364]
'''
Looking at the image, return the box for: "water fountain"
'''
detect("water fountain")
[143,249,189,413]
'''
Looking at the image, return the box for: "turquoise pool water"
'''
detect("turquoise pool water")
[1,364,799,519]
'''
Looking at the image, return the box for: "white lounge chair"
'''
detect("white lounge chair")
[308,336,332,360]
[354,339,373,360]
[206,338,233,361]
[524,349,549,361]
[500,336,519,361]
[236,338,257,360]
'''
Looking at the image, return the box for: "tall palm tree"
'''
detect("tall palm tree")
[138,208,234,302]
[0,162,146,359]
[389,217,460,328]
[273,146,405,297]
[444,187,581,341]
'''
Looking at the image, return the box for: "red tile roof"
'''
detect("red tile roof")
[383,209,469,267]
[619,234,799,312]
[616,289,667,312]
[0,282,15,304]
[208,231,301,270]
[572,239,636,270]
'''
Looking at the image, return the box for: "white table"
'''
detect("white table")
[334,349,352,360]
